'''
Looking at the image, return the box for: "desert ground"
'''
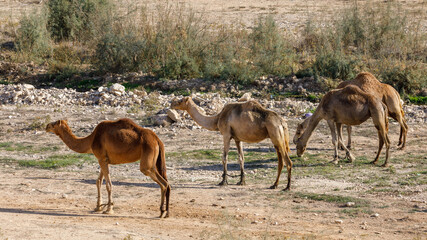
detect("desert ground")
[0,102,425,240]
[0,0,426,239]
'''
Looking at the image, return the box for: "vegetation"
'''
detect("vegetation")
[19,154,95,169]
[2,1,426,99]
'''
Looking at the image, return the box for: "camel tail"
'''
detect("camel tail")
[156,140,168,181]
[282,121,291,153]
[382,102,389,132]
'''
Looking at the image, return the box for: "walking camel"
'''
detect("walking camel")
[171,97,293,190]
[46,118,171,218]
[293,85,391,166]
[336,72,407,150]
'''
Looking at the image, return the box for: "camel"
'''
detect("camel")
[171,96,293,190]
[293,85,391,167]
[46,118,171,218]
[336,72,407,150]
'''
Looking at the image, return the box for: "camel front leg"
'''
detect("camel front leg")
[328,121,339,164]
[219,135,231,186]
[99,161,114,214]
[346,125,352,150]
[235,140,246,185]
[94,171,104,212]
[336,123,355,162]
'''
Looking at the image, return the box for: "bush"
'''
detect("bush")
[47,0,111,42]
[95,32,147,73]
[249,15,296,76]
[16,9,52,58]
[312,51,358,81]
[380,64,426,95]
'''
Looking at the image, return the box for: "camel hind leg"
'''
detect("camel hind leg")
[140,146,170,218]
[395,113,408,150]
[270,146,284,189]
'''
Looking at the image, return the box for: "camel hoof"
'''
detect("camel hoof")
[103,209,114,214]
[237,181,246,186]
[381,163,388,167]
[282,187,290,191]
[218,180,228,186]
[160,211,168,218]
[269,185,278,189]
[397,146,405,150]
[370,160,378,165]
[347,154,355,163]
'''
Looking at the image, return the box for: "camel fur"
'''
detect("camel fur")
[46,118,171,218]
[293,85,391,166]
[171,97,292,190]
[337,72,408,149]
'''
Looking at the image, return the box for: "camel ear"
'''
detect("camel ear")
[184,96,190,104]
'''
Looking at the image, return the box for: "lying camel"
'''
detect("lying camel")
[171,97,292,190]
[293,85,391,166]
[337,72,407,149]
[46,118,171,218]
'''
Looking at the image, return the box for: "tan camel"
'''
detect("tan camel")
[293,85,391,166]
[337,72,408,150]
[46,118,171,218]
[171,97,293,190]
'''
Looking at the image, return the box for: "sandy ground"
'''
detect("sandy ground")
[0,104,425,240]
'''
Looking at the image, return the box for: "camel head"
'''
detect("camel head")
[46,120,68,134]
[295,139,306,157]
[170,97,191,110]
[293,117,310,145]
[294,117,311,157]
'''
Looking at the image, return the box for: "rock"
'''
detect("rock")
[166,109,181,122]
[153,114,173,126]
[335,219,343,224]
[345,202,355,207]
[22,84,35,90]
[109,83,125,96]
[371,213,380,218]
[239,92,252,102]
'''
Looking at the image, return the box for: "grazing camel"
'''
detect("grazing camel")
[171,97,292,190]
[46,118,171,218]
[336,72,408,149]
[293,85,391,166]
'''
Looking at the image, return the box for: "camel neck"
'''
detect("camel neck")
[57,125,93,154]
[186,100,219,131]
[299,112,322,147]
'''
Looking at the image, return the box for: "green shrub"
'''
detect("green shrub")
[249,15,296,76]
[47,0,111,42]
[16,9,52,58]
[312,51,358,81]
[95,32,147,73]
[380,64,426,95]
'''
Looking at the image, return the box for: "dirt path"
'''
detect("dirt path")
[0,104,426,239]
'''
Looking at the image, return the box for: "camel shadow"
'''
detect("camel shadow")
[0,207,159,219]
[181,158,277,172]
[78,179,160,189]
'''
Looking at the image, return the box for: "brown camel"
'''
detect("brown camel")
[46,118,171,218]
[171,97,292,190]
[337,72,408,150]
[293,85,391,166]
